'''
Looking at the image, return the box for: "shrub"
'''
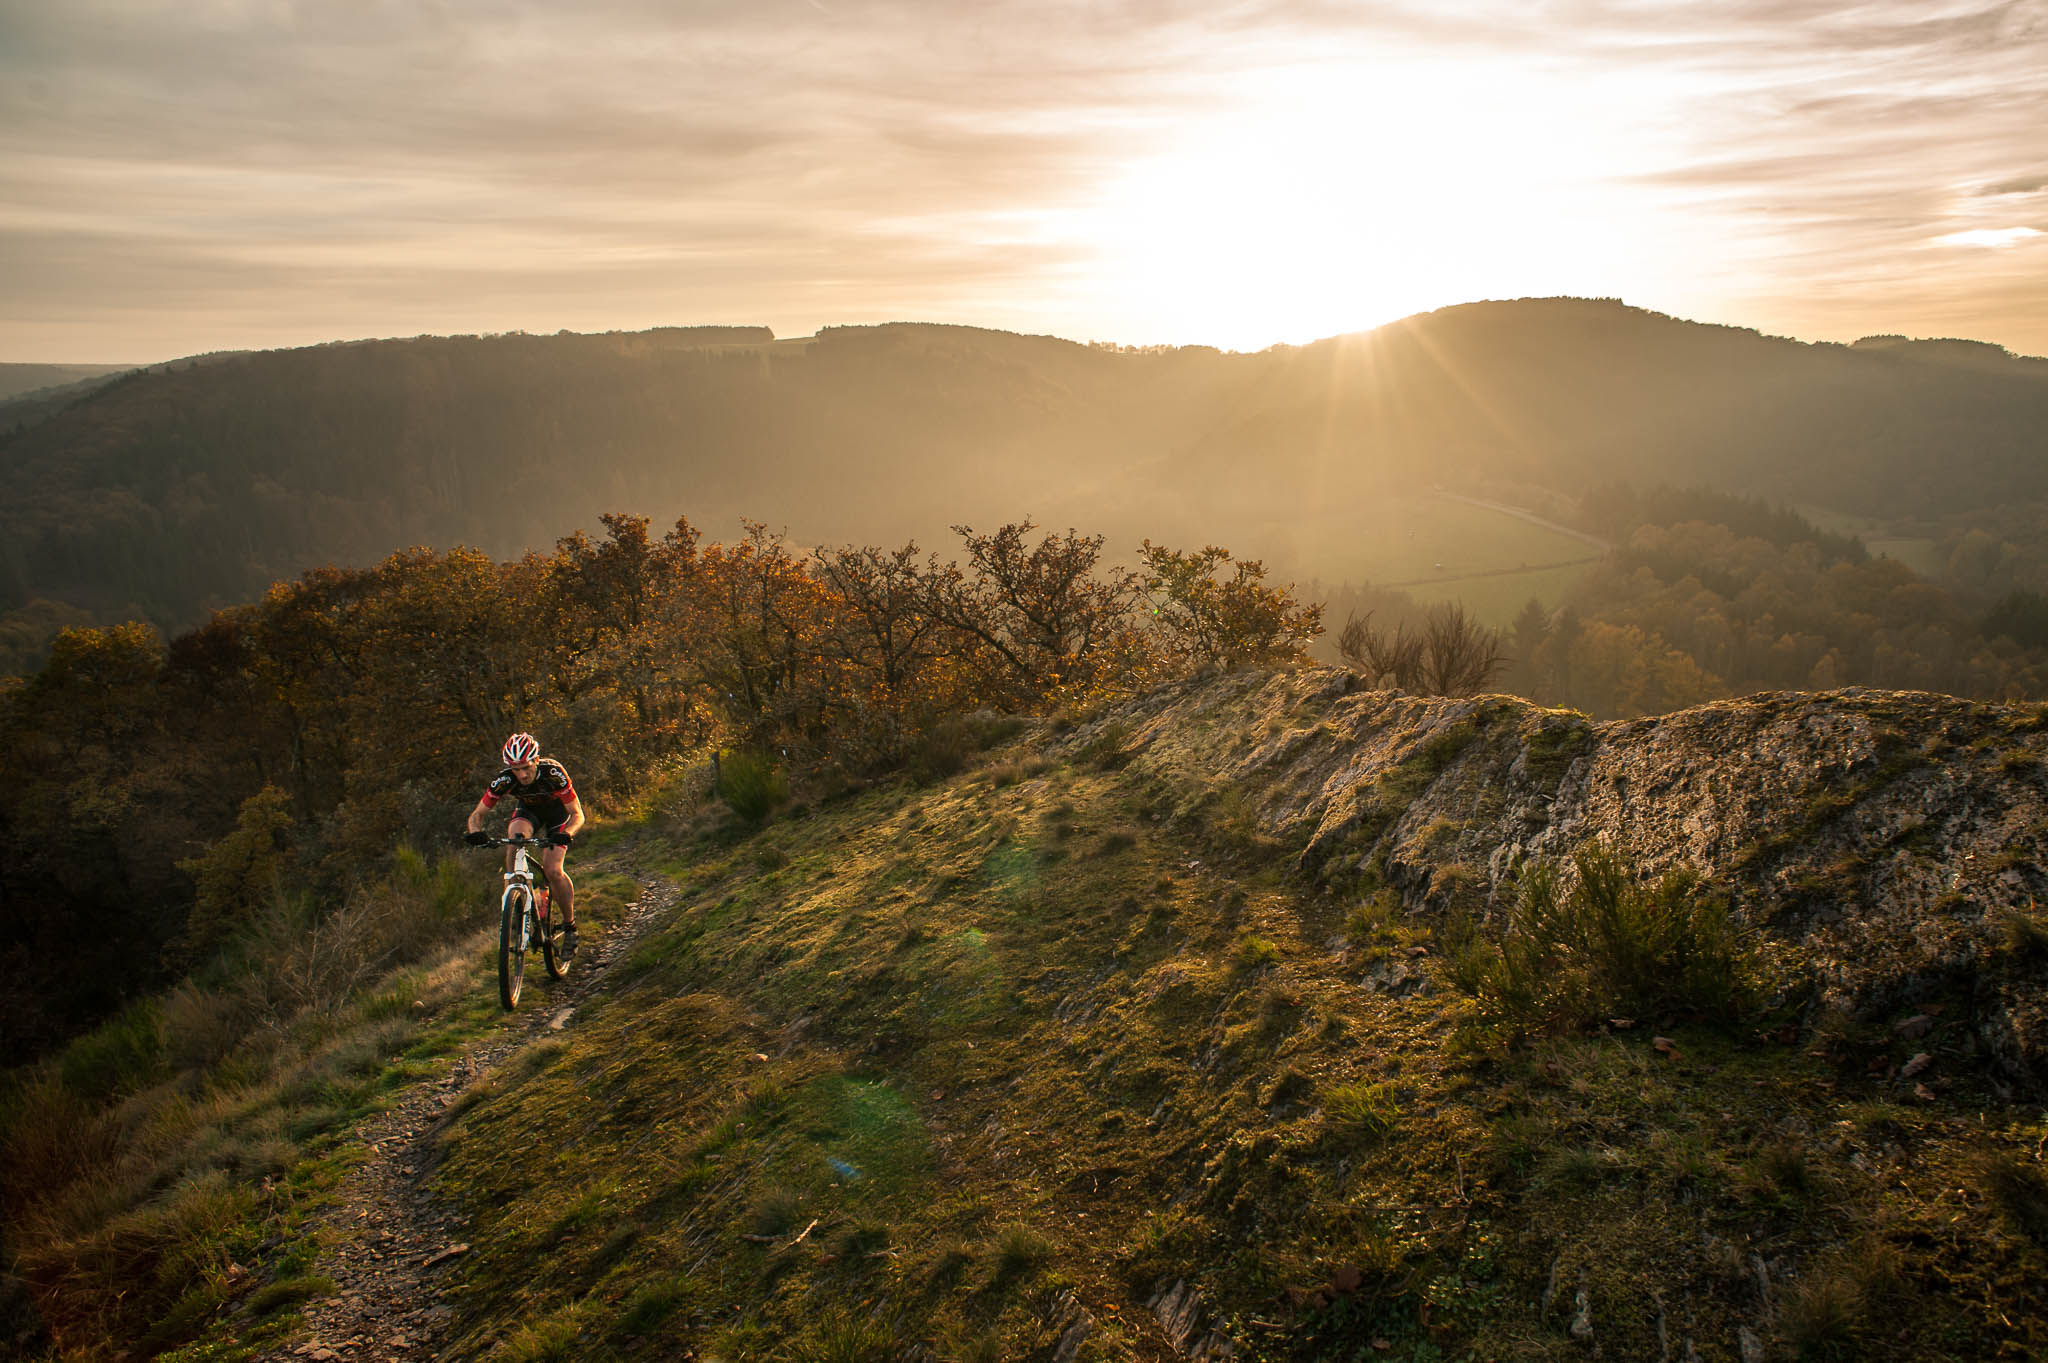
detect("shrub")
[908,719,975,782]
[1459,842,1759,1029]
[716,749,788,823]
[1138,541,1324,667]
[173,786,293,968]
[1339,603,1504,695]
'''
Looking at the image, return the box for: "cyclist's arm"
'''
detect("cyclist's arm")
[559,793,586,839]
[465,793,497,835]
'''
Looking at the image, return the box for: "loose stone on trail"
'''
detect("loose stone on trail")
[420,1242,470,1269]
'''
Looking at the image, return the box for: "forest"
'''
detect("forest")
[1314,484,2048,717]
[0,515,1317,1059]
[4,299,2046,662]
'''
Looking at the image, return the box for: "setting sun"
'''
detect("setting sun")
[1062,59,1680,348]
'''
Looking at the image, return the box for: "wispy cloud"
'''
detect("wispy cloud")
[0,0,2043,358]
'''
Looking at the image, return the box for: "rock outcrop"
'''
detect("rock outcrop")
[1068,669,2048,1092]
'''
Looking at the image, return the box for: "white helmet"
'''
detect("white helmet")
[502,732,540,765]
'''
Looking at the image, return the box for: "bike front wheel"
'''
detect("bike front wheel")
[498,886,530,1010]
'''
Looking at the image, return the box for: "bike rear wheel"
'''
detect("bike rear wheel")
[540,912,569,981]
[498,886,529,1010]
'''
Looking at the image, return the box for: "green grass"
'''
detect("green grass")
[0,841,639,1362]
[394,733,2037,1361]
[44,698,2046,1363]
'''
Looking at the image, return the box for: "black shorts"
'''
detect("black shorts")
[508,807,568,837]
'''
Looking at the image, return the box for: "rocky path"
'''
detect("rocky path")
[259,878,677,1363]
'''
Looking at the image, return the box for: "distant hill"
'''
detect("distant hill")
[3,302,2045,635]
[0,363,138,402]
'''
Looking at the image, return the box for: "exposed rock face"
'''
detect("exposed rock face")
[1070,669,2048,1093]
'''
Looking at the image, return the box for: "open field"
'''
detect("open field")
[1277,494,1604,625]
[1399,560,1597,625]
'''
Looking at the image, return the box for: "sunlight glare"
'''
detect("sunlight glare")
[1074,60,1670,349]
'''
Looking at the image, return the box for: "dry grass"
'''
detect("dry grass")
[24,704,2048,1363]
[0,842,583,1359]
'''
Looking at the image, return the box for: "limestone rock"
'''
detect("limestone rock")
[1069,670,2048,1095]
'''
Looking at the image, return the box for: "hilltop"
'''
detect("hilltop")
[4,299,2046,637]
[9,670,2044,1361]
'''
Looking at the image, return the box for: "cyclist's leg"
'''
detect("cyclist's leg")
[541,842,575,928]
[506,813,536,872]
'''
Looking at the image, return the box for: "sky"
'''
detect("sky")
[1,0,2044,362]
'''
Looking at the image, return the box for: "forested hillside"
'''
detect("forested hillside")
[5,300,2045,648]
[0,513,1316,1058]
[1320,487,2048,719]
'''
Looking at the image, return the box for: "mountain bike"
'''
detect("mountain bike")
[483,835,569,1010]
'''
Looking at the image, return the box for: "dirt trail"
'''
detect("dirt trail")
[258,878,677,1363]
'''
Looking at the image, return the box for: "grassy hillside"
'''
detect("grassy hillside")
[409,678,2046,1363]
[4,301,2046,638]
[17,671,2040,1362]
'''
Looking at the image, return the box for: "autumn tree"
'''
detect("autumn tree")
[1139,541,1323,667]
[811,541,979,760]
[679,522,844,751]
[925,521,1140,705]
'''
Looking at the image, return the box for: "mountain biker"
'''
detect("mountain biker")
[465,732,586,954]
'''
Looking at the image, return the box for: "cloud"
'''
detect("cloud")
[1934,226,2045,247]
[1,0,2045,358]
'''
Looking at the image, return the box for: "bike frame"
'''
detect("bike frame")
[487,834,564,1009]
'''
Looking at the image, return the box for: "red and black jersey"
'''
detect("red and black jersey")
[481,757,577,827]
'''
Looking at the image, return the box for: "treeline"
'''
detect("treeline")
[0,514,1318,1057]
[7,299,2047,661]
[1321,488,2048,718]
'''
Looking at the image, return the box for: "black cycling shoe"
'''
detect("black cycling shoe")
[561,924,578,956]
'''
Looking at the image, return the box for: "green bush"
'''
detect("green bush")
[716,749,788,823]
[1458,842,1758,1030]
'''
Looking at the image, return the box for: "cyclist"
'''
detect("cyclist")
[465,732,586,954]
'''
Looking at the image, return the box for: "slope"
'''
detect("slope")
[99,670,2035,1363]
